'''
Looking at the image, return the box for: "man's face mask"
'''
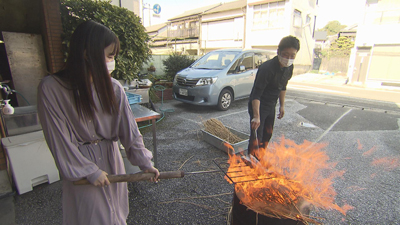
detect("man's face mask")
[278,55,294,67]
[106,60,115,74]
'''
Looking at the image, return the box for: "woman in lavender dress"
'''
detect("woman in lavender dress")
[37,20,159,225]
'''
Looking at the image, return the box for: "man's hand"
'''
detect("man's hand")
[251,117,260,130]
[278,105,285,119]
[93,170,110,187]
[144,167,160,182]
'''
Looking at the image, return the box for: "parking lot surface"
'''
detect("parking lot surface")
[13,92,400,224]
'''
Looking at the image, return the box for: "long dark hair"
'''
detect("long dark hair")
[57,20,120,120]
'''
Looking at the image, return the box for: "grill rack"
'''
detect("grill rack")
[213,158,319,224]
[213,157,276,184]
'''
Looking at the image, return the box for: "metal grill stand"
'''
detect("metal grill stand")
[213,159,313,225]
[231,189,309,225]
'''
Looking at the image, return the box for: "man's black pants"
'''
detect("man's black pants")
[247,107,276,156]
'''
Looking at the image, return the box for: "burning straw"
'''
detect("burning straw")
[225,136,353,224]
[203,118,244,144]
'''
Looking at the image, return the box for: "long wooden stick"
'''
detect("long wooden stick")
[73,170,184,185]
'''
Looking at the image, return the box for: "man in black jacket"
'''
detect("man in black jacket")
[248,36,300,156]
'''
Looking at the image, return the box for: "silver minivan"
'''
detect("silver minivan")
[173,49,275,110]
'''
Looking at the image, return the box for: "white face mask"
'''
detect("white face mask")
[278,55,294,67]
[106,60,115,74]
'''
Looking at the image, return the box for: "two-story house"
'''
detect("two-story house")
[200,0,247,54]
[166,4,222,55]
[146,23,169,54]
[148,0,317,73]
[347,0,400,87]
[245,0,317,74]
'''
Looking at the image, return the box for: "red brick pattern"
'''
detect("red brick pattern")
[41,0,64,74]
[0,146,6,170]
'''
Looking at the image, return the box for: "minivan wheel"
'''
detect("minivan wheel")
[217,89,232,111]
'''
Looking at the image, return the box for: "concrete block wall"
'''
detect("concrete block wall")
[141,55,170,77]
[141,55,200,77]
[0,0,64,171]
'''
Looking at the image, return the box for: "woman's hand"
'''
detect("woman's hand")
[93,170,110,187]
[144,167,160,182]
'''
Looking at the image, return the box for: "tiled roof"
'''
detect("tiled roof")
[145,23,168,33]
[203,0,247,14]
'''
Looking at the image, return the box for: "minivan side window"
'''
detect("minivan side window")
[255,53,269,68]
[227,53,254,74]
[227,58,240,74]
[239,53,254,71]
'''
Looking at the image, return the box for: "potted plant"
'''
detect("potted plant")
[147,63,156,73]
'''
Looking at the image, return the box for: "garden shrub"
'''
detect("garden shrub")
[60,0,151,82]
[162,53,196,81]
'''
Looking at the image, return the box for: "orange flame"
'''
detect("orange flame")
[357,139,363,150]
[225,136,351,221]
[371,157,400,171]
[363,146,377,156]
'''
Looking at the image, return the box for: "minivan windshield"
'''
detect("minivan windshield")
[191,51,239,70]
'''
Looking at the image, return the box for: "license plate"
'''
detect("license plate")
[179,88,188,96]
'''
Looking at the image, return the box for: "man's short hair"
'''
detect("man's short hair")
[278,36,300,52]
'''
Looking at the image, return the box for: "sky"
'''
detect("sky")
[142,0,236,26]
[315,0,366,28]
[142,0,366,28]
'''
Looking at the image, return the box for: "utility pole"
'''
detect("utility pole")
[142,3,151,26]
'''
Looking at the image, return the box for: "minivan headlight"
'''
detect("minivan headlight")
[196,77,217,86]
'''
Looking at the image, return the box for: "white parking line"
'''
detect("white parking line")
[178,110,248,126]
[303,108,352,152]
[216,110,248,119]
[177,116,202,125]
[314,108,353,143]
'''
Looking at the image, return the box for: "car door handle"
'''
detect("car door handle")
[250,72,254,76]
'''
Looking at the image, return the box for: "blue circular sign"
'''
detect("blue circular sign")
[153,4,161,14]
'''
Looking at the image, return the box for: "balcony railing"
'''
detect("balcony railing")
[168,27,200,39]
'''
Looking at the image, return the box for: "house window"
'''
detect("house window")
[293,10,302,27]
[253,1,285,30]
[381,9,400,24]
[364,9,400,25]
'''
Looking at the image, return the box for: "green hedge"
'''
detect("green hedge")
[60,0,151,82]
[162,53,196,81]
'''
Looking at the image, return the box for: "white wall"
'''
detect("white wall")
[290,0,317,67]
[141,55,201,76]
[202,8,245,22]
[201,8,246,50]
[245,0,316,68]
[110,0,141,16]
[347,0,400,84]
[355,24,400,46]
[354,1,400,46]
[245,0,290,48]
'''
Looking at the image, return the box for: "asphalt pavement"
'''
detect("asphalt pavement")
[2,73,400,225]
